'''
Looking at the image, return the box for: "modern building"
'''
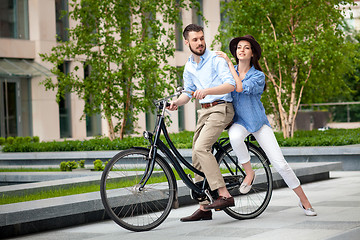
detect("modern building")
[0,0,358,141]
[343,0,360,31]
[0,0,215,141]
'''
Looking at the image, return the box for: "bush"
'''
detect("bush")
[78,160,85,168]
[0,137,5,146]
[60,161,78,171]
[93,159,105,171]
[1,129,360,153]
[6,137,14,145]
[14,137,24,144]
[2,136,39,146]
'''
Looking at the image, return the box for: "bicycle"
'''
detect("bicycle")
[100,88,273,232]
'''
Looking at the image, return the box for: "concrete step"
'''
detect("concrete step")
[0,162,342,238]
[0,145,359,170]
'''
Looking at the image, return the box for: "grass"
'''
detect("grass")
[0,185,100,205]
[0,168,184,205]
[0,166,242,205]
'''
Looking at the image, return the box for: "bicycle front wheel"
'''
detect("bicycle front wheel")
[216,143,273,219]
[100,148,176,232]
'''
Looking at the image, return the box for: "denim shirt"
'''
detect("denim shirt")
[232,65,271,132]
[183,49,235,104]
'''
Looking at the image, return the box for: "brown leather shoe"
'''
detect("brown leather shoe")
[204,196,235,211]
[180,209,212,222]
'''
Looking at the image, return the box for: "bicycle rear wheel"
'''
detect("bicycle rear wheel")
[100,148,176,232]
[216,143,273,219]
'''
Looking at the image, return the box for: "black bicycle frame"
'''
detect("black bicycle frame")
[155,115,205,193]
[140,101,245,195]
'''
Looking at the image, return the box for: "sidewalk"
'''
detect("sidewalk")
[6,171,360,240]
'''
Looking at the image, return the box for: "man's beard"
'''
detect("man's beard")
[189,43,206,56]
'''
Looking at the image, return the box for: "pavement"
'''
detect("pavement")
[5,171,360,240]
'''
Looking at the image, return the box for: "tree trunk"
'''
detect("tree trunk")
[119,79,132,140]
[106,115,115,141]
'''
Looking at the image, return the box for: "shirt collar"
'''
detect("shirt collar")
[234,65,256,77]
[190,49,210,64]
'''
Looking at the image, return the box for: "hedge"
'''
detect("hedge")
[1,129,359,153]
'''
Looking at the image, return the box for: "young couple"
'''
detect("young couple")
[167,24,317,222]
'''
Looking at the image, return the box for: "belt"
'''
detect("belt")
[201,100,228,109]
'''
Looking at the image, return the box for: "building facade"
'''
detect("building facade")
[0,0,358,141]
[0,0,221,141]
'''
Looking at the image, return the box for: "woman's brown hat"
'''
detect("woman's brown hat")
[229,35,261,61]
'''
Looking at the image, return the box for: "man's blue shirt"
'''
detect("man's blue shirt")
[232,65,271,132]
[183,49,235,104]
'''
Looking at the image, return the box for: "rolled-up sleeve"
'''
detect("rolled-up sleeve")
[242,71,265,95]
[183,65,196,99]
[215,58,236,87]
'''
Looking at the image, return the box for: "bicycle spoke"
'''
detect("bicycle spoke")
[216,143,273,219]
[100,148,175,231]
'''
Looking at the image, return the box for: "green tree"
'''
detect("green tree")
[215,0,356,138]
[330,31,360,122]
[41,0,196,140]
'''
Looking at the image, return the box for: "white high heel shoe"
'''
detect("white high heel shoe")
[298,201,317,216]
[240,174,255,194]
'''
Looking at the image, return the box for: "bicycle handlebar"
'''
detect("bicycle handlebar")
[154,87,193,105]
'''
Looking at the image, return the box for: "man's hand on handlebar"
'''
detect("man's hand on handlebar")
[167,101,178,111]
[165,90,192,111]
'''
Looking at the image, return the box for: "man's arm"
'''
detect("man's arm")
[193,83,235,100]
[167,93,191,111]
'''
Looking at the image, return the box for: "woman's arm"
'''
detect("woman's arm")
[215,51,243,92]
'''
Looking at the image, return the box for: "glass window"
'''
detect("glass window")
[192,0,203,27]
[55,0,69,42]
[146,111,156,132]
[0,79,17,137]
[175,0,183,51]
[0,77,31,138]
[220,0,230,31]
[0,0,29,39]
[84,64,102,137]
[177,67,185,131]
[19,77,31,136]
[85,103,102,137]
[58,62,72,138]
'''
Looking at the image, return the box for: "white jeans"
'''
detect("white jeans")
[228,123,300,189]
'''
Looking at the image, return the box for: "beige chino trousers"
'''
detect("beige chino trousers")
[192,102,234,193]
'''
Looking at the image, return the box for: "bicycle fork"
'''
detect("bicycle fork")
[136,145,157,191]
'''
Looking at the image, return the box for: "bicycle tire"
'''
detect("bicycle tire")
[215,143,273,219]
[100,148,176,232]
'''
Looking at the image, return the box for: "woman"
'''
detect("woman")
[216,35,317,216]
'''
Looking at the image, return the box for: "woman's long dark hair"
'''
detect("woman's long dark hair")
[250,46,262,72]
[249,46,266,91]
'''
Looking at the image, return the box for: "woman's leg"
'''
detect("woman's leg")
[253,125,313,209]
[228,124,254,184]
[293,185,313,209]
[240,161,255,185]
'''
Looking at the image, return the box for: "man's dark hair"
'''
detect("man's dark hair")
[183,24,204,40]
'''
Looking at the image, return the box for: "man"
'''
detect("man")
[168,24,236,222]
